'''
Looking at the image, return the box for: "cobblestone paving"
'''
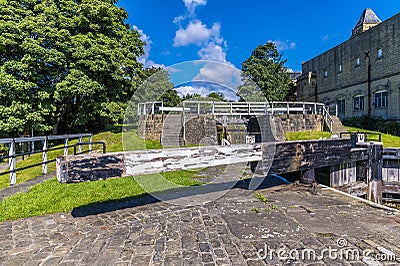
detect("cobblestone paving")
[0,181,400,265]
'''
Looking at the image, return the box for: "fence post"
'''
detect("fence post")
[64,136,69,156]
[78,135,83,154]
[42,136,48,174]
[287,102,290,115]
[89,134,93,154]
[9,139,16,185]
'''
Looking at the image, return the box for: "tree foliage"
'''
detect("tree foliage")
[237,42,292,102]
[207,92,226,102]
[0,0,144,136]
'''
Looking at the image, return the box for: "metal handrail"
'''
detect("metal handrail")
[0,133,92,186]
[322,105,334,133]
[138,101,330,117]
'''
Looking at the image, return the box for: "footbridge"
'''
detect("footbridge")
[137,101,336,147]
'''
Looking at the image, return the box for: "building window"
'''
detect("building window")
[356,57,360,67]
[377,48,383,59]
[324,70,328,77]
[338,64,342,73]
[374,90,387,108]
[353,95,364,111]
[337,99,345,113]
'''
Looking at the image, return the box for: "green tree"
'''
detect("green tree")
[133,67,179,106]
[0,0,144,136]
[238,42,292,102]
[207,92,226,102]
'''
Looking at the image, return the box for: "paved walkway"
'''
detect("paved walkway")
[0,176,399,265]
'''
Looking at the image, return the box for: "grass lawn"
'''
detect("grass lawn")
[285,131,332,141]
[0,130,161,190]
[0,170,201,222]
[345,126,400,148]
[0,129,202,222]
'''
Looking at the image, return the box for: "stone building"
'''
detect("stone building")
[297,8,400,120]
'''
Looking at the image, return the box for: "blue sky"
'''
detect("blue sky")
[118,0,400,99]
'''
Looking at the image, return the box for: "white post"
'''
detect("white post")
[9,139,16,185]
[161,101,164,115]
[89,135,93,154]
[64,137,69,156]
[271,102,274,114]
[314,103,317,115]
[152,102,155,115]
[78,136,83,154]
[287,102,290,115]
[303,103,306,115]
[42,137,48,174]
[230,102,233,115]
[212,102,215,114]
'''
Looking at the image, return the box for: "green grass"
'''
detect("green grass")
[285,131,332,141]
[345,126,400,148]
[0,130,161,190]
[0,170,201,222]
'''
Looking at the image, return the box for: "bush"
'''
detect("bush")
[342,116,400,136]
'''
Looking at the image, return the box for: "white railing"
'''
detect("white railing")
[322,105,334,133]
[138,101,329,116]
[0,133,92,186]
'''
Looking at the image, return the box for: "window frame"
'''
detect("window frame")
[374,90,388,109]
[353,95,364,111]
[356,57,360,67]
[377,48,383,59]
[337,99,346,114]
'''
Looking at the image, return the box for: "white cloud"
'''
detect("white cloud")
[183,0,207,15]
[269,40,296,52]
[198,42,227,62]
[171,0,240,98]
[133,25,164,68]
[193,61,242,92]
[175,84,239,101]
[173,21,221,47]
[175,85,211,98]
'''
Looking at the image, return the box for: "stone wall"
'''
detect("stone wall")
[273,114,323,134]
[298,12,400,120]
[138,114,163,142]
[138,114,328,145]
[184,115,217,145]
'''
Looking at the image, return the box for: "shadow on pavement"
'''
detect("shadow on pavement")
[71,175,288,218]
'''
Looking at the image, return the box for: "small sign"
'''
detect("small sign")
[357,133,366,143]
[246,135,256,144]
